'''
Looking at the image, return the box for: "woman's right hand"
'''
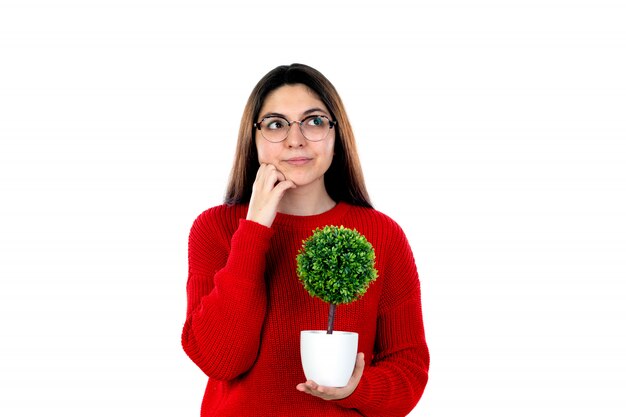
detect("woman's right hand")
[246,163,296,228]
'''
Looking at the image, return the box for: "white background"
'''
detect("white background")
[1,0,625,416]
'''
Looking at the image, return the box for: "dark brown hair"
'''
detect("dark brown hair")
[224,63,372,208]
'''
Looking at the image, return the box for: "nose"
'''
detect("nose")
[285,121,306,148]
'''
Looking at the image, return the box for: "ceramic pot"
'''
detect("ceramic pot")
[300,330,358,387]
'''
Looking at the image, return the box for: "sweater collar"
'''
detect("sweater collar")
[271,201,351,230]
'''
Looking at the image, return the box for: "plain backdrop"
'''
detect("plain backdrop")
[1,1,625,416]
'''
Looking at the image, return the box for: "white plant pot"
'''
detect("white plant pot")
[300,330,358,387]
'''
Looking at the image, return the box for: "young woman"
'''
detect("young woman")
[182,63,429,416]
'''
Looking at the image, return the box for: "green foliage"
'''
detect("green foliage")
[296,225,378,305]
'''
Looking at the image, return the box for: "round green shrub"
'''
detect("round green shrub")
[296,225,378,305]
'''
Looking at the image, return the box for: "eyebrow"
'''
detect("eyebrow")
[260,107,330,120]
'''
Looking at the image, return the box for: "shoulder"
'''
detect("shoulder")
[342,204,420,309]
[340,204,412,257]
[194,203,247,224]
[190,203,248,243]
[343,204,406,237]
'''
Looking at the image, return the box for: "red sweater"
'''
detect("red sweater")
[182,202,429,416]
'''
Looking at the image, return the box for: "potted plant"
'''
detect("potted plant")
[296,225,378,387]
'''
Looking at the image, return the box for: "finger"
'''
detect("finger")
[271,179,296,197]
[307,380,336,396]
[296,381,318,395]
[255,163,268,179]
[354,352,365,375]
[274,168,286,183]
[259,165,288,190]
[297,383,343,401]
[347,352,365,384]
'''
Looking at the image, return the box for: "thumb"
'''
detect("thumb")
[352,352,365,379]
[272,179,296,197]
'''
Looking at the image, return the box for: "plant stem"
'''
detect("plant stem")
[327,303,336,334]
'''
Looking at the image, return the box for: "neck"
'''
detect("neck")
[277,184,336,216]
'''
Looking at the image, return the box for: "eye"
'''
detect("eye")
[264,117,288,130]
[305,116,327,127]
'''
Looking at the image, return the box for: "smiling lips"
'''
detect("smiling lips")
[285,157,313,166]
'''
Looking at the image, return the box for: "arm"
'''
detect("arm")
[181,213,274,381]
[336,223,430,416]
[336,295,429,416]
[182,163,293,380]
[299,294,429,417]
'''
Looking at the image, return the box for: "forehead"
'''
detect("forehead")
[260,84,329,116]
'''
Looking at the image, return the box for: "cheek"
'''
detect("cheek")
[325,137,336,159]
[255,139,271,163]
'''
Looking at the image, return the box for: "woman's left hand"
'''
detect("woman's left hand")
[296,352,365,401]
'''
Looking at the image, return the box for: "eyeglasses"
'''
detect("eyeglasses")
[253,115,336,143]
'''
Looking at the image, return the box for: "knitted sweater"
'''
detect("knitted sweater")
[182,202,429,416]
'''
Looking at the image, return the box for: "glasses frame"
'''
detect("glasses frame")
[253,115,337,143]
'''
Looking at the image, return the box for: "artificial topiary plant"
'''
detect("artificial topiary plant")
[296,225,378,334]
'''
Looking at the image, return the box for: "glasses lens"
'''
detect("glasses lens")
[260,117,289,142]
[300,115,331,142]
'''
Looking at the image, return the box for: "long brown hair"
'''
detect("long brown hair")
[224,63,372,208]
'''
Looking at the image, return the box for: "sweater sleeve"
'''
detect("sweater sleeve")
[335,222,430,416]
[181,213,274,381]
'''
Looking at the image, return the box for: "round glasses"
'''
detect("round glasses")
[253,115,336,143]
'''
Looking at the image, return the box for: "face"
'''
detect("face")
[255,84,335,189]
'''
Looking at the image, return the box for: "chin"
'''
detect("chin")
[288,174,323,189]
[288,178,307,187]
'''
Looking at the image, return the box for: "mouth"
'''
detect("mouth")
[284,157,313,166]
